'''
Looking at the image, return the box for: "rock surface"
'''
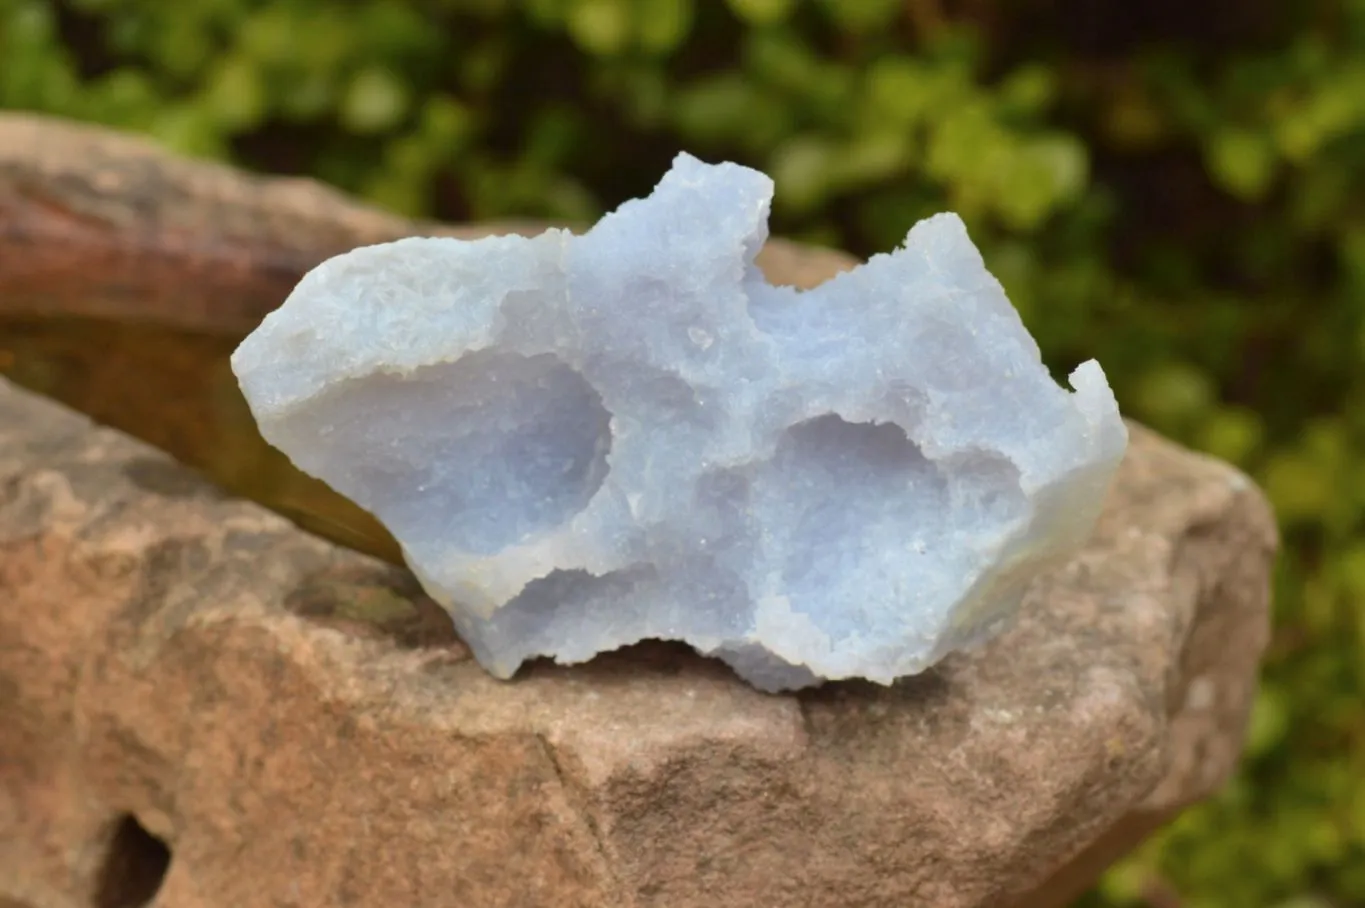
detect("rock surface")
[0,113,853,335]
[232,154,1128,692]
[1,374,1276,907]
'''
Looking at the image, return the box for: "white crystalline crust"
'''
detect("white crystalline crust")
[231,154,1128,692]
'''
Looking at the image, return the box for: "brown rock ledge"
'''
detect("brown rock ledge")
[1,374,1276,907]
[0,112,854,334]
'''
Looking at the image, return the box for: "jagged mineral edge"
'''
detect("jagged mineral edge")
[231,153,1128,692]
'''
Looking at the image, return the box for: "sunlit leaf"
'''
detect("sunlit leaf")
[725,0,796,26]
[635,0,692,53]
[341,66,410,133]
[567,0,629,54]
[1208,127,1276,200]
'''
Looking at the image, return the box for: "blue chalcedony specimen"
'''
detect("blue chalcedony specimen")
[231,154,1128,691]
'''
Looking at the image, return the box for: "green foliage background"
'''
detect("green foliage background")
[3,0,1363,903]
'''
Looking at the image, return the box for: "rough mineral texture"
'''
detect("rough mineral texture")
[0,376,1275,908]
[232,154,1128,691]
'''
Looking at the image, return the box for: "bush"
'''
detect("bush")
[4,0,1363,902]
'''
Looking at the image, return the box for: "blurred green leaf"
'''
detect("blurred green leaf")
[814,0,901,34]
[771,134,835,212]
[1132,360,1216,429]
[1264,449,1335,525]
[1196,406,1265,465]
[341,66,410,133]
[1208,127,1277,200]
[567,0,629,54]
[861,57,935,127]
[202,55,265,130]
[634,0,692,53]
[725,0,796,27]
[673,72,788,150]
[149,103,226,158]
[419,95,476,148]
[1246,687,1290,758]
[998,63,1057,115]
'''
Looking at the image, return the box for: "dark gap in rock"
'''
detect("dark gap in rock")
[0,315,402,565]
[520,639,716,681]
[92,815,171,908]
[284,565,466,653]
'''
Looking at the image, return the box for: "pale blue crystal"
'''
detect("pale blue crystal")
[231,154,1127,691]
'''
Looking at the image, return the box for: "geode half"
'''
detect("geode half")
[231,153,1127,691]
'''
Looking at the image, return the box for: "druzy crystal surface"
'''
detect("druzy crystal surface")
[231,154,1127,691]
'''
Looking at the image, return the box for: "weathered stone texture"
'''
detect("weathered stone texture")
[1,375,1275,908]
[0,113,853,335]
[1,112,1277,907]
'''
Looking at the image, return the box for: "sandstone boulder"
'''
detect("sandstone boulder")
[0,376,1275,908]
[0,113,1277,908]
